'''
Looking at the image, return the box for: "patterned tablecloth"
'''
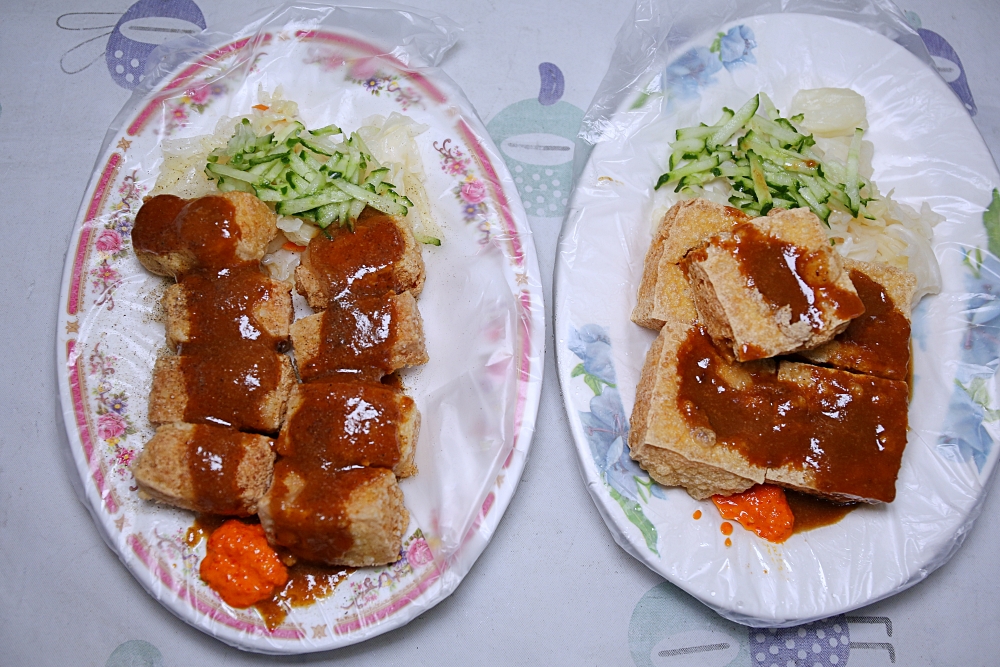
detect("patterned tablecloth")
[1,1,998,665]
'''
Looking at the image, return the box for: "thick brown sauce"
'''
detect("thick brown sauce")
[818,269,910,380]
[299,295,399,382]
[132,194,188,256]
[254,561,353,630]
[676,326,908,502]
[134,195,245,271]
[702,222,865,348]
[185,424,250,515]
[279,382,403,469]
[266,464,385,565]
[307,208,406,302]
[785,490,858,533]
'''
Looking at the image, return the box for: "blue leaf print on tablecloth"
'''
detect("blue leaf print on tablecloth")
[570,324,666,554]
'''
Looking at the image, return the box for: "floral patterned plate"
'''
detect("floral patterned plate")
[556,14,1000,626]
[56,21,543,654]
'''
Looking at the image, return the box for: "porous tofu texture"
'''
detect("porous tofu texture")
[632,199,749,330]
[257,466,409,567]
[682,208,864,361]
[132,422,275,515]
[290,291,428,382]
[134,192,278,278]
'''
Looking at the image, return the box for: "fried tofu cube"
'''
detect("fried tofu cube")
[258,465,409,567]
[148,352,295,435]
[629,324,766,499]
[132,192,278,277]
[279,381,419,478]
[798,259,916,381]
[132,422,275,515]
[766,361,909,503]
[295,207,425,309]
[682,208,865,361]
[162,272,293,352]
[632,199,749,330]
[291,291,428,383]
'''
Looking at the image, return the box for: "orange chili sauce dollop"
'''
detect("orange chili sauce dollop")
[712,484,795,544]
[200,520,289,608]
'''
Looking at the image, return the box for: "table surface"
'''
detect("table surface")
[2,1,999,665]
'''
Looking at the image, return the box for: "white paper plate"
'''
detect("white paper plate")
[556,13,1000,626]
[56,25,543,653]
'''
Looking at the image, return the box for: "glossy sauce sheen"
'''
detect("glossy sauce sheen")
[300,295,399,382]
[676,327,908,502]
[817,269,910,380]
[185,424,249,515]
[138,194,286,433]
[267,464,385,564]
[708,221,864,336]
[785,490,858,533]
[176,265,284,433]
[254,562,352,630]
[307,208,406,302]
[278,382,404,469]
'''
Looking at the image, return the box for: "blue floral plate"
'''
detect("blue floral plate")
[556,13,1000,626]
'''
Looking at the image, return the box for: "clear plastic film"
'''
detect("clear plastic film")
[56,2,543,653]
[556,0,1000,627]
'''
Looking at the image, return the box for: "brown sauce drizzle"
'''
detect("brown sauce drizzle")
[266,464,385,565]
[307,208,406,302]
[816,269,910,380]
[299,295,399,382]
[132,194,188,256]
[254,561,353,630]
[279,382,402,469]
[676,326,908,502]
[185,424,250,515]
[711,222,865,332]
[785,490,858,533]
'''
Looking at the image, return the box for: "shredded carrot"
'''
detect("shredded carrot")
[712,484,795,543]
[282,241,307,252]
[200,520,288,607]
[252,104,270,111]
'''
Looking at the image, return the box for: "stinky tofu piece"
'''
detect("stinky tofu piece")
[162,271,293,351]
[295,207,425,309]
[765,361,909,503]
[132,422,275,516]
[290,291,428,383]
[632,199,749,330]
[682,208,865,361]
[279,381,419,478]
[629,324,765,499]
[798,259,916,381]
[258,465,409,567]
[148,352,295,435]
[132,192,278,277]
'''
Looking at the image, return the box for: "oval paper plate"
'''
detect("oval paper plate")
[57,23,543,653]
[556,13,1000,626]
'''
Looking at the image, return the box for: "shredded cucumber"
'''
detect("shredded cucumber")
[205,116,417,232]
[655,93,869,223]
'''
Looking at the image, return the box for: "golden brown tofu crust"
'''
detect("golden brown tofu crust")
[257,466,409,567]
[132,422,275,515]
[147,352,295,434]
[684,208,862,361]
[161,276,293,351]
[632,199,748,330]
[290,291,428,382]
